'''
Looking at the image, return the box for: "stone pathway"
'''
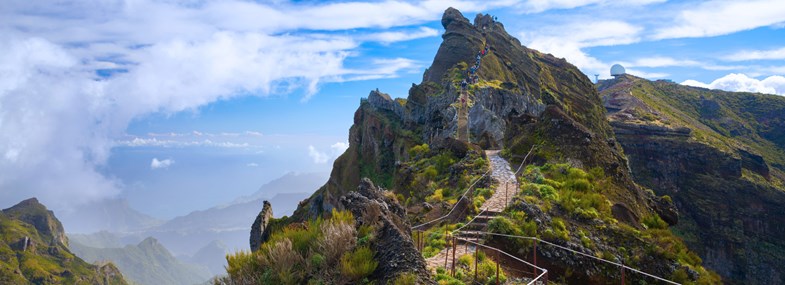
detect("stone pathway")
[481,150,519,212]
[456,90,469,142]
[424,150,524,278]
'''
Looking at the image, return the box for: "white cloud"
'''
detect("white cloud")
[308,142,349,164]
[623,56,700,68]
[245,131,263,137]
[681,73,785,95]
[308,146,330,164]
[654,0,785,39]
[365,27,439,44]
[522,20,641,78]
[331,142,350,155]
[723,47,785,61]
[246,163,259,167]
[118,138,254,148]
[518,0,665,13]
[150,158,174,169]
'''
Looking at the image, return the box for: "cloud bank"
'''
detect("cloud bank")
[0,0,489,210]
[682,73,785,95]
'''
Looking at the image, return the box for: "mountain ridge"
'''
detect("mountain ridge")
[0,198,127,284]
[599,74,785,284]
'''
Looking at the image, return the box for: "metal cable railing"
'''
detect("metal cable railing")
[460,231,681,285]
[412,168,491,230]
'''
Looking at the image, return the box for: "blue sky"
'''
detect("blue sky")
[1,0,785,218]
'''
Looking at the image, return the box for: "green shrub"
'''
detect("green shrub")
[427,188,445,203]
[310,254,325,269]
[566,178,592,192]
[642,214,669,230]
[671,268,690,283]
[409,144,430,158]
[537,184,558,200]
[544,218,570,241]
[424,166,438,180]
[340,246,378,281]
[391,272,418,285]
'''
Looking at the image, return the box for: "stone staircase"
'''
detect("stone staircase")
[425,150,522,273]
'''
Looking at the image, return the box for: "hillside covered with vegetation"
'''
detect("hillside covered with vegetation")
[599,74,785,284]
[0,198,127,285]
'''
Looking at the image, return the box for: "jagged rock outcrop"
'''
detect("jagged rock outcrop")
[250,200,273,251]
[600,75,785,284]
[340,178,434,284]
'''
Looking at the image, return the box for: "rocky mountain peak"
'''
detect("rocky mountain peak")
[440,7,468,29]
[3,197,68,247]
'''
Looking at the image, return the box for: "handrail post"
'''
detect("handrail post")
[451,236,456,277]
[621,262,625,285]
[444,232,449,268]
[533,239,538,276]
[474,243,479,281]
[495,251,500,285]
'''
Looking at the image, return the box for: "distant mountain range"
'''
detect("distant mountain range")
[65,171,327,284]
[70,237,211,285]
[59,198,163,234]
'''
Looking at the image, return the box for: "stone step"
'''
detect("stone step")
[455,230,486,238]
[474,215,497,221]
[464,222,487,230]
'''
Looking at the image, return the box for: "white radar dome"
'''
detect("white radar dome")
[610,64,626,76]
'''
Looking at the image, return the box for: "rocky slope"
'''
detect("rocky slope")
[228,7,721,284]
[599,74,785,284]
[293,8,650,221]
[0,198,127,285]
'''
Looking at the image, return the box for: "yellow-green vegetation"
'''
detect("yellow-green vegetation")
[340,246,378,282]
[433,252,507,285]
[486,214,536,254]
[401,143,488,212]
[507,163,721,284]
[391,272,418,285]
[520,164,613,221]
[612,76,785,177]
[0,200,127,285]
[420,223,460,258]
[218,209,380,285]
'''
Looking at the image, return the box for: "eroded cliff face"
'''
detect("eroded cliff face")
[600,75,785,284]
